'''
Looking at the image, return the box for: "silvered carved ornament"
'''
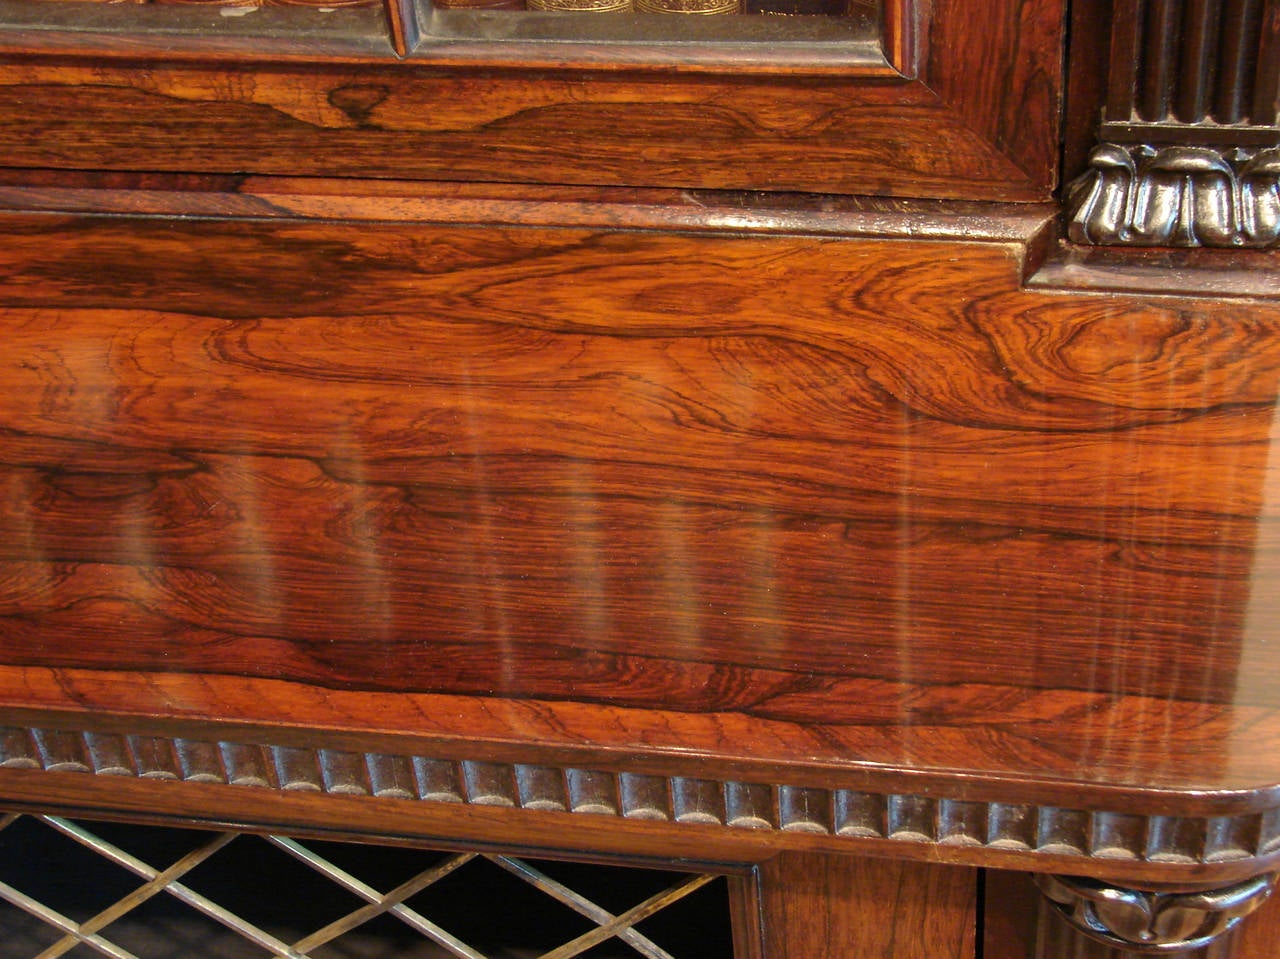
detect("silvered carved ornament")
[1036,872,1276,953]
[1067,145,1280,248]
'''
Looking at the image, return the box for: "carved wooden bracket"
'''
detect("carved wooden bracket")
[1035,873,1277,953]
[1066,0,1280,249]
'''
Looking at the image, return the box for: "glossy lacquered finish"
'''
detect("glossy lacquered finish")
[0,184,1278,851]
[0,1,1272,954]
[0,0,1062,200]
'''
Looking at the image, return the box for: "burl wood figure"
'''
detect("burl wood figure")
[0,0,1274,956]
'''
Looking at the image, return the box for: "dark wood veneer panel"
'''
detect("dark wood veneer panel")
[0,208,1278,809]
[0,170,1058,238]
[926,0,1063,191]
[0,66,1025,197]
[758,853,977,959]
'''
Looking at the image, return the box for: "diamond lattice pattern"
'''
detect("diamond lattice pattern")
[0,814,728,959]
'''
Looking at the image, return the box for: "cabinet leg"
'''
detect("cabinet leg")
[1034,873,1277,958]
[736,851,977,959]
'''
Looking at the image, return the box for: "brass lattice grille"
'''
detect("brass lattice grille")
[0,815,732,959]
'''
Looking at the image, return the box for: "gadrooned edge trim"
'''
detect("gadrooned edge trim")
[2,726,1278,868]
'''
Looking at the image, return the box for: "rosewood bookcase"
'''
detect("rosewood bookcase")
[0,0,1276,955]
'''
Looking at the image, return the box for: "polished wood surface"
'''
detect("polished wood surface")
[0,0,1062,200]
[0,188,1277,832]
[756,852,976,959]
[0,0,1273,952]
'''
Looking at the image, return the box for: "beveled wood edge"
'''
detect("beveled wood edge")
[1024,224,1280,299]
[403,0,898,75]
[10,174,1280,299]
[880,0,915,75]
[0,171,1056,244]
[0,27,902,76]
[2,723,1278,883]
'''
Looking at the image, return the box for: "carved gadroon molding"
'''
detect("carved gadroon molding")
[2,725,1280,871]
[1036,872,1277,953]
[1067,145,1280,248]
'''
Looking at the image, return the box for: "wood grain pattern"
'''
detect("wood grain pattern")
[0,0,1063,199]
[983,869,1041,959]
[0,202,1274,809]
[757,851,977,959]
[0,64,1032,198]
[927,0,1063,188]
[0,196,1277,878]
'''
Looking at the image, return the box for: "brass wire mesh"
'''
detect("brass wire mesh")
[0,814,729,959]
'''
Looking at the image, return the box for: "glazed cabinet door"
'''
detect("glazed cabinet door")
[0,0,1062,199]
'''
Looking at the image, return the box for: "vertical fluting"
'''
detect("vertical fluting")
[1178,0,1223,120]
[1215,0,1262,121]
[1110,0,1276,126]
[1142,0,1186,119]
[1251,0,1280,123]
[1108,0,1147,119]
